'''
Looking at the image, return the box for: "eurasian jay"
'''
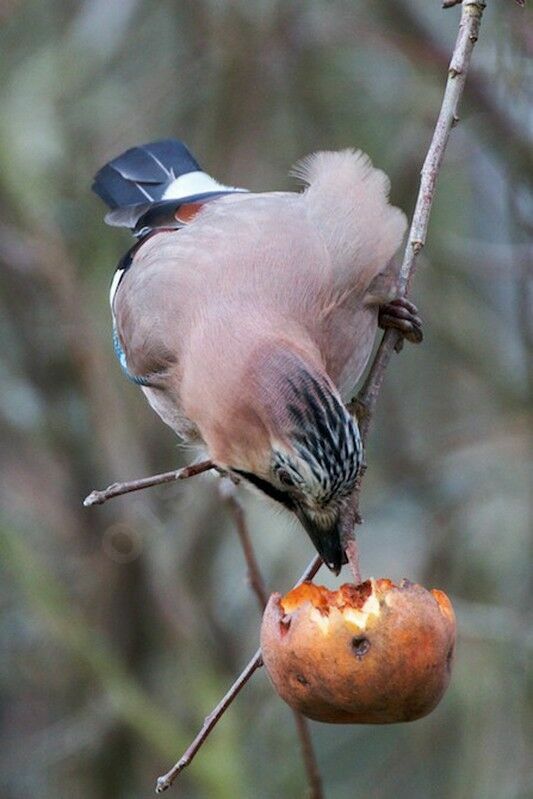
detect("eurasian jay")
[93,140,422,572]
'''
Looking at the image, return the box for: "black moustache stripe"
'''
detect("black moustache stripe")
[233,469,296,510]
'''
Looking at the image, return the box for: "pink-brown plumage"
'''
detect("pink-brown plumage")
[101,144,407,570]
[115,150,405,457]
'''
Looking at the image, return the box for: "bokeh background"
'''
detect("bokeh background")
[1,1,531,798]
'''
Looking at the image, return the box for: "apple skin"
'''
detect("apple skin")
[260,578,456,724]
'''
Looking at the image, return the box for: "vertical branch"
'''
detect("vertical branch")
[345,0,487,557]
[350,0,487,441]
[220,482,269,608]
[403,0,486,285]
[292,712,325,799]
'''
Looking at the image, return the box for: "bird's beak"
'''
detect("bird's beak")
[295,506,347,575]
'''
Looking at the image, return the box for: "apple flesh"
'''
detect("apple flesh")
[260,578,456,724]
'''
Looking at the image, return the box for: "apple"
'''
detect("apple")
[260,578,456,723]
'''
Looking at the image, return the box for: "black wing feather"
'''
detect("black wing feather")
[92,139,201,210]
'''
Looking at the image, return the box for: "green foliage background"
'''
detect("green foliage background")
[0,2,531,797]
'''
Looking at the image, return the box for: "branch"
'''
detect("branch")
[444,0,522,6]
[292,712,325,799]
[155,553,323,793]
[220,481,269,609]
[344,0,486,553]
[156,649,263,794]
[83,460,215,506]
[349,0,486,443]
[221,481,324,799]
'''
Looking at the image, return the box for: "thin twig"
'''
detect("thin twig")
[155,553,323,793]
[220,481,269,609]
[349,0,487,441]
[156,649,263,793]
[292,712,325,799]
[221,481,324,799]
[83,460,215,506]
[344,0,486,547]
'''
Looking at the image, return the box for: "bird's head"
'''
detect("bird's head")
[208,344,363,573]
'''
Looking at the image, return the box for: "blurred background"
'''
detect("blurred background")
[1,1,531,798]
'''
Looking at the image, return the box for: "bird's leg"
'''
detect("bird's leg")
[378,297,423,353]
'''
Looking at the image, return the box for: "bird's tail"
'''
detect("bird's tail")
[291,149,407,292]
[92,139,245,231]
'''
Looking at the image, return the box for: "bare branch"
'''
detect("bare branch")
[220,480,269,609]
[443,0,521,6]
[343,0,487,554]
[292,712,325,799]
[295,554,324,586]
[156,648,263,793]
[155,553,323,793]
[349,0,487,441]
[405,1,486,273]
[83,460,215,507]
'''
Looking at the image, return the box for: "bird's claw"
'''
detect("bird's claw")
[378,298,423,352]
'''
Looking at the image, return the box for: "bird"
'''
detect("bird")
[93,139,422,573]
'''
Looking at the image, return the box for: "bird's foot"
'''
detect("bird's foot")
[378,298,423,353]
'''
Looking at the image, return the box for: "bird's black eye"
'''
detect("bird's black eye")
[277,469,295,488]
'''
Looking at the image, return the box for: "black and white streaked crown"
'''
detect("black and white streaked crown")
[92,139,247,234]
[283,372,363,503]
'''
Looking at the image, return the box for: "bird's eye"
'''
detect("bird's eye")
[277,469,295,488]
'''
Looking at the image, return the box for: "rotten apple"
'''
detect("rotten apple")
[260,578,456,723]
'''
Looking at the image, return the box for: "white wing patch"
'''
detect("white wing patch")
[162,171,246,201]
